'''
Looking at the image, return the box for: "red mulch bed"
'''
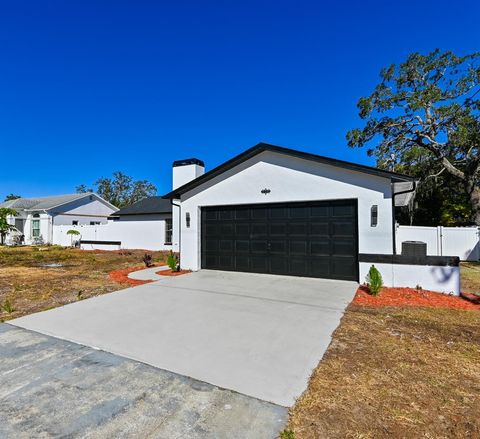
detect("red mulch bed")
[156,269,191,277]
[109,264,165,286]
[353,285,480,311]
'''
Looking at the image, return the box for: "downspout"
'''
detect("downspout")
[391,181,417,255]
[170,198,181,257]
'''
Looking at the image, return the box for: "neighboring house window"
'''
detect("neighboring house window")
[72,220,79,225]
[90,221,101,225]
[165,218,173,244]
[32,214,40,237]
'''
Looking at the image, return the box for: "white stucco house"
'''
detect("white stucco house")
[1,193,117,245]
[163,142,460,294]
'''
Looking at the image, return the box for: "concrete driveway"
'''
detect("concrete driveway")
[10,270,357,407]
[0,324,286,438]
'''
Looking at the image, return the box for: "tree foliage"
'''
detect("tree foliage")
[0,207,18,245]
[4,194,21,202]
[76,171,157,208]
[347,49,480,224]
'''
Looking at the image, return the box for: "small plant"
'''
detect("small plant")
[66,229,81,247]
[280,430,295,439]
[2,299,15,314]
[366,265,383,296]
[77,290,84,300]
[415,284,423,290]
[143,253,154,267]
[167,250,179,272]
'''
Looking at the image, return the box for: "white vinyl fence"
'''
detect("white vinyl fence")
[396,225,480,261]
[52,220,172,251]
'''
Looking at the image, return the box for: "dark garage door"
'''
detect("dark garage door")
[201,200,358,281]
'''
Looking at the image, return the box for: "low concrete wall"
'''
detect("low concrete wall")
[359,254,460,295]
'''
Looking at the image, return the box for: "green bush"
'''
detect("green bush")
[2,299,14,314]
[280,430,295,439]
[366,264,383,296]
[167,251,179,272]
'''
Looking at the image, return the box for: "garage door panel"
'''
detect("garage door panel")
[251,240,268,253]
[270,240,287,254]
[290,240,307,255]
[310,222,329,236]
[270,223,287,236]
[270,257,288,273]
[289,222,307,235]
[332,222,355,236]
[218,255,234,270]
[235,240,250,252]
[251,256,268,272]
[202,200,358,281]
[331,257,356,279]
[235,256,250,270]
[332,204,355,217]
[310,258,331,277]
[289,259,309,276]
[310,240,330,256]
[332,240,356,256]
[251,223,268,236]
[219,240,233,252]
[235,224,249,235]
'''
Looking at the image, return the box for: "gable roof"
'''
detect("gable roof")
[0,193,117,211]
[110,196,172,216]
[162,142,415,199]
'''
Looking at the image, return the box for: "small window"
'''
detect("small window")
[32,214,40,237]
[90,221,101,226]
[72,220,79,226]
[371,205,378,227]
[165,218,172,244]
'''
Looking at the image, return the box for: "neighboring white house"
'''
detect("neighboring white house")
[52,196,173,251]
[163,142,461,294]
[1,193,117,245]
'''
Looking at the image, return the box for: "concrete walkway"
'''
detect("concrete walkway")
[10,270,357,407]
[0,324,286,438]
[127,265,169,281]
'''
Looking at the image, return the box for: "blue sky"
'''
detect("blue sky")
[1,0,479,199]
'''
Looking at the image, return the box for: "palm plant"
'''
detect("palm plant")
[66,229,81,247]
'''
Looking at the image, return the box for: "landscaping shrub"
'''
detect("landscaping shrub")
[2,299,14,314]
[280,430,295,439]
[143,253,154,267]
[167,251,179,272]
[366,264,383,296]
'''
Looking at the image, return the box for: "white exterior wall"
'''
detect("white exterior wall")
[52,214,172,251]
[359,262,460,295]
[178,151,394,272]
[172,163,205,252]
[396,225,480,261]
[51,198,116,225]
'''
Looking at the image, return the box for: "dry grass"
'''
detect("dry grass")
[288,304,480,439]
[461,261,480,295]
[0,246,168,321]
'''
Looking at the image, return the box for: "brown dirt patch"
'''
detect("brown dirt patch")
[287,305,480,438]
[354,285,480,311]
[0,246,168,320]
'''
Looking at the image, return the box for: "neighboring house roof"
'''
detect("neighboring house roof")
[0,193,117,212]
[163,142,416,199]
[110,196,172,216]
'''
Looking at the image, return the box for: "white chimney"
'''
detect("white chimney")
[172,158,205,190]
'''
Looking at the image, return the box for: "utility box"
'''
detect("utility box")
[401,241,427,257]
